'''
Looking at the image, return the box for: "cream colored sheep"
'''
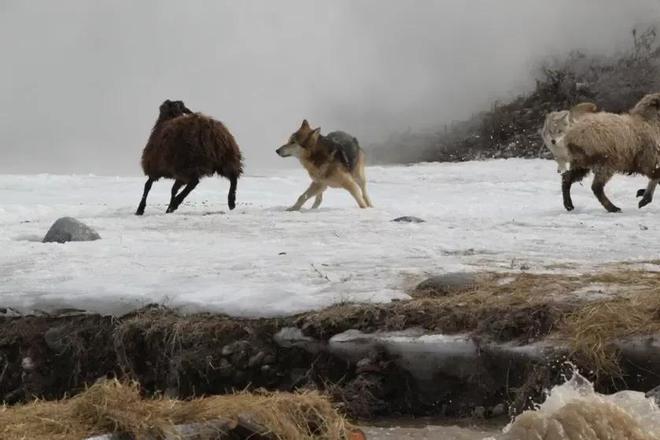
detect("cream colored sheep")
[562,93,660,212]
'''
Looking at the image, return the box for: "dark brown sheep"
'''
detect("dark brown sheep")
[136,100,243,215]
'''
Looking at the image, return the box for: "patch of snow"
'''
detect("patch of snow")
[1,159,660,317]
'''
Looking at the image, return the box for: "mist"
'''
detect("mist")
[1,0,658,175]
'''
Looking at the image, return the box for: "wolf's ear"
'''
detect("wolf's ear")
[301,119,310,130]
[309,127,321,143]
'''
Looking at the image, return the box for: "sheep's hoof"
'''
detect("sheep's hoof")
[564,202,574,211]
[165,207,176,214]
[228,200,236,210]
[607,206,622,213]
[286,206,300,212]
[637,188,646,198]
[639,197,652,209]
[135,210,144,216]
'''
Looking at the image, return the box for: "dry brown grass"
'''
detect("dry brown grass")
[0,379,354,440]
[561,290,660,375]
[407,269,660,375]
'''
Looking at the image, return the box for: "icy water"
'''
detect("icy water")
[363,421,500,439]
[363,372,660,440]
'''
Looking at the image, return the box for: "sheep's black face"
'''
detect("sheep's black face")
[158,99,192,121]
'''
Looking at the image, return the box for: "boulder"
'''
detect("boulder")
[43,217,100,243]
[413,272,479,297]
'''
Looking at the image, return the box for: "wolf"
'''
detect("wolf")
[276,120,372,210]
[541,102,598,173]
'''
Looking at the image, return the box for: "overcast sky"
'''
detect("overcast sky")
[1,1,659,175]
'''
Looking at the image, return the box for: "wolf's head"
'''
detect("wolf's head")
[542,103,598,147]
[276,119,321,158]
[542,111,572,147]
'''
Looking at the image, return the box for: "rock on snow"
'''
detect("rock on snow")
[43,217,101,243]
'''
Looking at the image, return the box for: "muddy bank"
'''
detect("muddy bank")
[1,270,659,419]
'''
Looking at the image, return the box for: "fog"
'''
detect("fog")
[1,0,659,175]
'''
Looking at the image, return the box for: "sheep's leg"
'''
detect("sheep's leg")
[591,169,620,213]
[135,178,155,216]
[227,175,238,210]
[637,179,659,208]
[166,180,185,213]
[166,179,199,213]
[561,168,589,211]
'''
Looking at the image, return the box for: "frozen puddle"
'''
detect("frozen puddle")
[362,423,500,440]
[2,159,660,317]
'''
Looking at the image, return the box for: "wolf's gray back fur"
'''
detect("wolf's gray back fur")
[325,131,360,171]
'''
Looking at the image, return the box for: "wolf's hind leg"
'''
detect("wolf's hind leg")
[355,169,373,208]
[287,182,324,211]
[340,177,368,208]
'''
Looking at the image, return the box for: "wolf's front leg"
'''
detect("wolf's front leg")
[287,182,324,211]
[311,185,327,209]
[556,159,569,174]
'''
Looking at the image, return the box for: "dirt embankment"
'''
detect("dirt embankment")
[1,269,659,420]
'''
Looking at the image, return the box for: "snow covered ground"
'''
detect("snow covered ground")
[1,158,659,317]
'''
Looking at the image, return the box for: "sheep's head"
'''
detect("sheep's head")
[630,93,660,122]
[158,99,193,122]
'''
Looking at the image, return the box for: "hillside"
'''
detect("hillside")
[366,27,660,164]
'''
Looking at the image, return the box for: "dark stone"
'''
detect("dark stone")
[221,340,250,357]
[248,351,266,368]
[413,272,479,297]
[213,358,231,378]
[491,403,506,417]
[42,217,100,243]
[43,326,70,353]
[391,216,425,223]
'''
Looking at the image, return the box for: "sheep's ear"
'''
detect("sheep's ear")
[571,102,598,115]
[651,97,660,109]
[301,119,310,130]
